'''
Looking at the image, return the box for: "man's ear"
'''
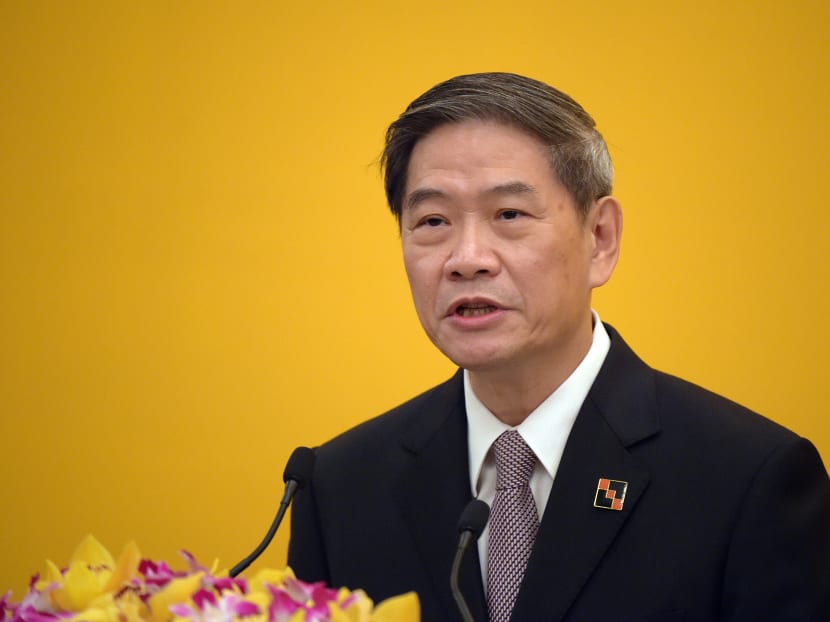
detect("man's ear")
[587,195,623,288]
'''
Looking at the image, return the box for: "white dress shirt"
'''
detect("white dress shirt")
[465,311,611,589]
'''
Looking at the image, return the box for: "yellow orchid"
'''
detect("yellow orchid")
[247,568,295,594]
[37,535,141,613]
[148,573,204,622]
[68,590,147,622]
[368,592,419,622]
[326,589,419,622]
[4,536,419,622]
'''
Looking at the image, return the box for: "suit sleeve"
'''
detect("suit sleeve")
[721,436,830,620]
[287,478,330,584]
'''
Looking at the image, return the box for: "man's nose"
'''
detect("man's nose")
[443,224,500,279]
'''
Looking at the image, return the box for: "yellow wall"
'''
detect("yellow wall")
[2,0,828,597]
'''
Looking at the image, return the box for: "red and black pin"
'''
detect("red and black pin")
[594,478,628,511]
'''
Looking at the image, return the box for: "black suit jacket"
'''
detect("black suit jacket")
[288,326,830,621]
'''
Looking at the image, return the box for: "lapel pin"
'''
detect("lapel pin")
[594,478,628,511]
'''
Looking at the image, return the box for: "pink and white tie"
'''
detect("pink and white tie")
[487,430,539,622]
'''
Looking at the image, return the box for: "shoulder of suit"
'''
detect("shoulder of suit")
[601,323,801,450]
[654,371,803,467]
[313,371,463,458]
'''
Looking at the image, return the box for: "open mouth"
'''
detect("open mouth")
[455,303,498,317]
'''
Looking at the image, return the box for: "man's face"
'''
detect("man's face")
[401,119,609,378]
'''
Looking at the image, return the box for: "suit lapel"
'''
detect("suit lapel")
[393,372,488,622]
[512,326,659,621]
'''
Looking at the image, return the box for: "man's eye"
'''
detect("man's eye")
[499,210,522,220]
[420,216,446,227]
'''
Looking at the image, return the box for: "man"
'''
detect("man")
[288,73,830,621]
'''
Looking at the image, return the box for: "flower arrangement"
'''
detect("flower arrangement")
[1,536,418,622]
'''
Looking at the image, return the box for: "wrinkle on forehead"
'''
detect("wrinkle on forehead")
[403,120,553,209]
[405,180,539,212]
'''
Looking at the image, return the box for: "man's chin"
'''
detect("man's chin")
[439,348,512,373]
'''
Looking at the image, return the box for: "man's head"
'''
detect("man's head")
[385,73,622,402]
[382,72,613,223]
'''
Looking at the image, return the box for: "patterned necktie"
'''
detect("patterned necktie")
[487,430,539,622]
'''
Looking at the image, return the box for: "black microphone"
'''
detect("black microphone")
[450,498,490,622]
[229,446,316,577]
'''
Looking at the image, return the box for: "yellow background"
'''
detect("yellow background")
[2,0,828,597]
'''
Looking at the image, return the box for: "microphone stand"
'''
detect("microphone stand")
[229,447,315,577]
[450,499,490,622]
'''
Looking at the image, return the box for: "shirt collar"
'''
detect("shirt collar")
[465,311,611,495]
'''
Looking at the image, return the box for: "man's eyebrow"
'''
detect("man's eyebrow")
[405,187,447,211]
[484,181,538,197]
[405,181,536,210]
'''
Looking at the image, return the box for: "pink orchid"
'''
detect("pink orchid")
[2,537,419,622]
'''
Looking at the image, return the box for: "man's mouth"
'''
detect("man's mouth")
[455,303,498,317]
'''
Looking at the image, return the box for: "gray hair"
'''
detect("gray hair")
[381,72,613,222]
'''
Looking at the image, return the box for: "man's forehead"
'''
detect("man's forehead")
[404,180,538,211]
[402,120,556,197]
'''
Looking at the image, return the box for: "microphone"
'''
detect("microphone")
[450,499,490,622]
[229,446,316,577]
